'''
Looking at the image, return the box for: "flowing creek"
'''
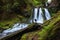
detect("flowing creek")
[0,7,51,39]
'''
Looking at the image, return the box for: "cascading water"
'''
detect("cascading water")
[30,8,38,23]
[33,8,38,23]
[30,8,51,23]
[44,8,51,20]
[0,7,51,39]
[37,8,44,24]
[0,23,29,36]
[0,7,51,36]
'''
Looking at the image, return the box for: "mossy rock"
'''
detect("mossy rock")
[21,12,60,40]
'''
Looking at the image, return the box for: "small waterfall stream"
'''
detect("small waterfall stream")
[37,8,44,23]
[44,8,51,20]
[2,23,29,34]
[0,23,29,38]
[33,8,38,23]
[0,7,51,39]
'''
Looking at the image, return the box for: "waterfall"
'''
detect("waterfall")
[31,8,51,24]
[44,8,51,20]
[33,8,38,23]
[0,8,51,36]
[0,7,51,38]
[2,23,29,35]
[37,8,44,24]
[32,8,44,24]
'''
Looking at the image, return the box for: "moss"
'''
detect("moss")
[21,13,60,40]
[0,14,29,29]
[0,18,18,29]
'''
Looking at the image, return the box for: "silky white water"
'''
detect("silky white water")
[44,8,51,20]
[1,23,29,35]
[0,7,51,37]
[33,8,38,23]
[37,8,44,23]
[47,0,52,4]
[2,8,51,35]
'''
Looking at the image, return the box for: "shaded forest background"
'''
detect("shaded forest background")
[0,0,60,40]
[0,0,60,21]
[0,0,60,34]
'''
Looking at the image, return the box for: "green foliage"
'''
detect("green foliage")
[0,0,58,32]
[21,13,60,40]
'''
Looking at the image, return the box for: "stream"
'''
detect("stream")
[0,7,51,39]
